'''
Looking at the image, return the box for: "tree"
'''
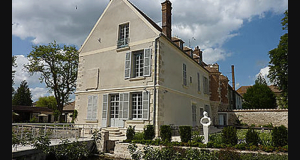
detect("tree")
[12,80,33,106]
[243,74,276,109]
[36,96,57,109]
[12,56,17,95]
[268,10,288,108]
[25,41,78,122]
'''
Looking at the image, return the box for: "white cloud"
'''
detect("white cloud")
[30,87,52,102]
[13,55,40,87]
[256,66,273,85]
[12,0,287,64]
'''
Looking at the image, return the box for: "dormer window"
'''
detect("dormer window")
[117,23,129,48]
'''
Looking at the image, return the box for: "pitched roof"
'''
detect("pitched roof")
[236,85,282,97]
[127,0,162,32]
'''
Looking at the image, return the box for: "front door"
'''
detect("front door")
[109,94,124,127]
[110,94,119,127]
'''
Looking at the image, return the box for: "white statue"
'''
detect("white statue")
[200,111,211,144]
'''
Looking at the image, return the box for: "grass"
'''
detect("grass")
[209,129,272,145]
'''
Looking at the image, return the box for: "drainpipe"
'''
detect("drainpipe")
[153,34,161,136]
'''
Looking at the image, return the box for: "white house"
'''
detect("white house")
[75,0,214,136]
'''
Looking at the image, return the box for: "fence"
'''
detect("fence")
[219,109,288,128]
[12,123,99,148]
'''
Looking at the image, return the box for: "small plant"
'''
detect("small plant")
[222,126,238,145]
[144,125,155,140]
[128,143,142,160]
[126,125,136,141]
[91,129,101,142]
[179,126,192,143]
[272,125,288,147]
[160,125,172,142]
[245,128,259,146]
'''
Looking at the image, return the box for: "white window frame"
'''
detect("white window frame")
[118,23,129,48]
[134,51,144,77]
[132,92,143,120]
[86,95,98,121]
[183,63,187,86]
[124,48,151,79]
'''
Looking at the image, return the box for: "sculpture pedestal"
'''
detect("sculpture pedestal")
[203,126,209,144]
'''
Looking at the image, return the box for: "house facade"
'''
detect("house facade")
[74,0,213,136]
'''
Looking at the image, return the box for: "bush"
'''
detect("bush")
[179,126,192,143]
[222,126,238,145]
[160,125,172,142]
[245,128,259,146]
[126,125,135,141]
[144,125,155,140]
[133,132,144,140]
[272,125,288,147]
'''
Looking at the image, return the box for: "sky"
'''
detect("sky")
[12,0,288,102]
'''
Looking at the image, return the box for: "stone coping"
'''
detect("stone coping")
[219,109,288,112]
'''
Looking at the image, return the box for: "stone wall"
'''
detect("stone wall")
[221,109,288,128]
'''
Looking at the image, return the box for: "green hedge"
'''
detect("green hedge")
[179,126,192,143]
[160,125,172,142]
[144,125,155,140]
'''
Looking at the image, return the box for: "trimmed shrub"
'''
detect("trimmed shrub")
[126,125,135,141]
[144,125,155,140]
[179,126,192,143]
[272,125,288,147]
[160,125,172,142]
[222,126,238,145]
[245,128,259,146]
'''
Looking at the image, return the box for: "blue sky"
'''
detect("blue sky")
[12,0,288,101]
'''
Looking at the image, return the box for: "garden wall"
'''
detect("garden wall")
[221,109,288,128]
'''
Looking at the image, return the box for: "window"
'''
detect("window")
[86,95,98,120]
[134,51,144,77]
[192,104,196,127]
[132,93,142,119]
[183,63,187,86]
[197,72,201,92]
[124,49,151,79]
[118,23,129,48]
[110,94,119,118]
[203,76,209,94]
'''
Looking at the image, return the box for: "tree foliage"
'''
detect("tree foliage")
[35,96,57,109]
[25,41,78,122]
[243,74,276,109]
[268,10,288,107]
[12,56,17,95]
[12,80,33,106]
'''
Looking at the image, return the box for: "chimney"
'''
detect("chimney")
[161,0,172,39]
[231,65,235,90]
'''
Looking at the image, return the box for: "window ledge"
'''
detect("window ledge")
[84,119,98,123]
[128,76,146,81]
[116,46,130,52]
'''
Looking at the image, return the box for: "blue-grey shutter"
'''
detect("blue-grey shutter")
[143,48,151,76]
[101,94,108,127]
[142,91,150,120]
[91,95,98,120]
[86,95,93,119]
[125,52,131,79]
[121,92,129,119]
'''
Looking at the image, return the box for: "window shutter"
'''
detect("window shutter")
[91,95,98,119]
[125,52,131,79]
[143,48,151,76]
[183,63,187,86]
[102,94,108,127]
[86,96,93,119]
[123,93,129,119]
[142,91,150,120]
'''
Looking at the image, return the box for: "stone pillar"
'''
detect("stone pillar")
[96,130,109,153]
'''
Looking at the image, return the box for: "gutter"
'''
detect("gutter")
[153,34,161,135]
